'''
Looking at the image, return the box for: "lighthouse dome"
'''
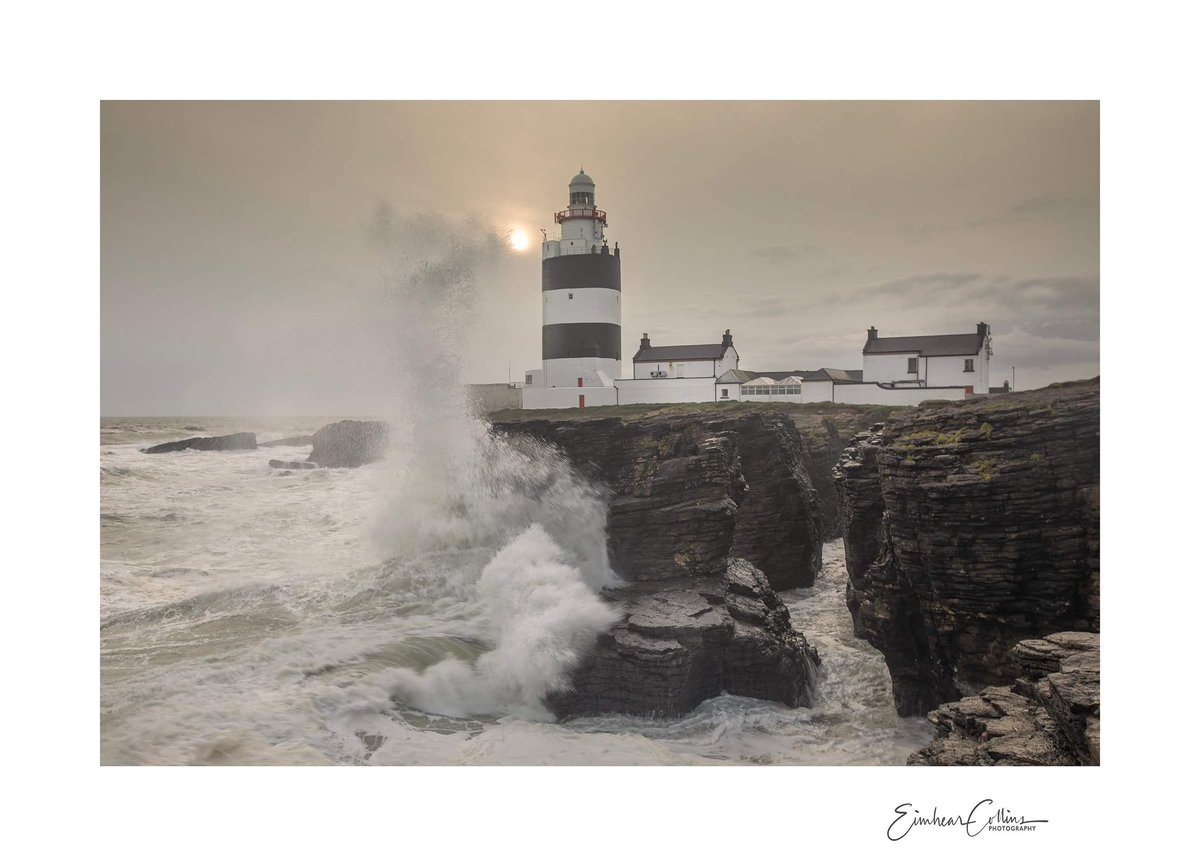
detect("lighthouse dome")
[569,170,595,189]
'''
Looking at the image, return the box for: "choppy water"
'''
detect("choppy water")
[100,417,932,765]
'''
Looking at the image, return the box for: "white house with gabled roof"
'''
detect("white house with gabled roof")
[861,322,992,394]
[632,330,739,380]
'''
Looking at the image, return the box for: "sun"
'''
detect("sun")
[509,229,530,251]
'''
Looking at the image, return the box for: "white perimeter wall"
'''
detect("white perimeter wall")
[521,385,618,410]
[616,377,717,406]
[803,381,834,402]
[543,287,620,326]
[832,383,967,405]
[521,379,967,409]
[741,392,805,403]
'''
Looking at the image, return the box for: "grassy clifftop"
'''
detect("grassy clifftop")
[488,400,905,444]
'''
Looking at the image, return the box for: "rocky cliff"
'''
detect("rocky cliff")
[835,378,1100,716]
[494,409,839,717]
[495,411,825,590]
[909,631,1099,765]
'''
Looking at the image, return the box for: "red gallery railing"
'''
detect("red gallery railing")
[554,207,607,225]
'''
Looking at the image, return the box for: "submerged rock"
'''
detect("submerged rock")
[142,432,257,454]
[547,559,819,718]
[835,378,1100,716]
[909,631,1099,766]
[268,459,317,470]
[307,420,387,468]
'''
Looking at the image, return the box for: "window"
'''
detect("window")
[524,373,533,385]
[720,388,729,398]
[568,293,573,299]
[907,358,919,374]
[963,358,975,372]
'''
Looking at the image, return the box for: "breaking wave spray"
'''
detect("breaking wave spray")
[356,207,618,719]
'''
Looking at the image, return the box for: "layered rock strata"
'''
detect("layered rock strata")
[495,412,823,590]
[909,631,1099,765]
[494,411,830,717]
[835,378,1100,716]
[547,559,819,718]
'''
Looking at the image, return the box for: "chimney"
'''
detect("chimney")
[977,322,989,336]
[867,326,878,341]
[639,332,651,351]
[721,329,733,349]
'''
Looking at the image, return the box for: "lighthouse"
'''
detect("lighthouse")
[539,169,622,388]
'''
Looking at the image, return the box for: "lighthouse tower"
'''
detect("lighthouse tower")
[539,169,621,388]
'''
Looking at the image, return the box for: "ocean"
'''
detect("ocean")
[100,416,932,765]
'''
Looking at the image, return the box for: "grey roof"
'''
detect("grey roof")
[723,368,864,385]
[864,332,985,357]
[569,171,595,188]
[803,367,863,382]
[716,369,757,384]
[634,343,727,362]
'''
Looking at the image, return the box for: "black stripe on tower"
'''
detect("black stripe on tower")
[542,323,621,361]
[542,253,621,292]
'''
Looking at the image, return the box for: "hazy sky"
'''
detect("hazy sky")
[101,101,1098,415]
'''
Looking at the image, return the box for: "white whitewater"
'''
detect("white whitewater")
[100,423,931,765]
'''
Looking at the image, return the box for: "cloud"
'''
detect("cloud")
[905,194,1095,242]
[745,243,823,265]
[838,272,1097,328]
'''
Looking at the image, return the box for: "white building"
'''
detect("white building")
[861,323,992,394]
[716,325,994,406]
[632,331,739,380]
[521,169,1000,410]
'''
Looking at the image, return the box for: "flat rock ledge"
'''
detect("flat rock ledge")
[142,432,257,454]
[547,558,819,719]
[908,631,1099,766]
